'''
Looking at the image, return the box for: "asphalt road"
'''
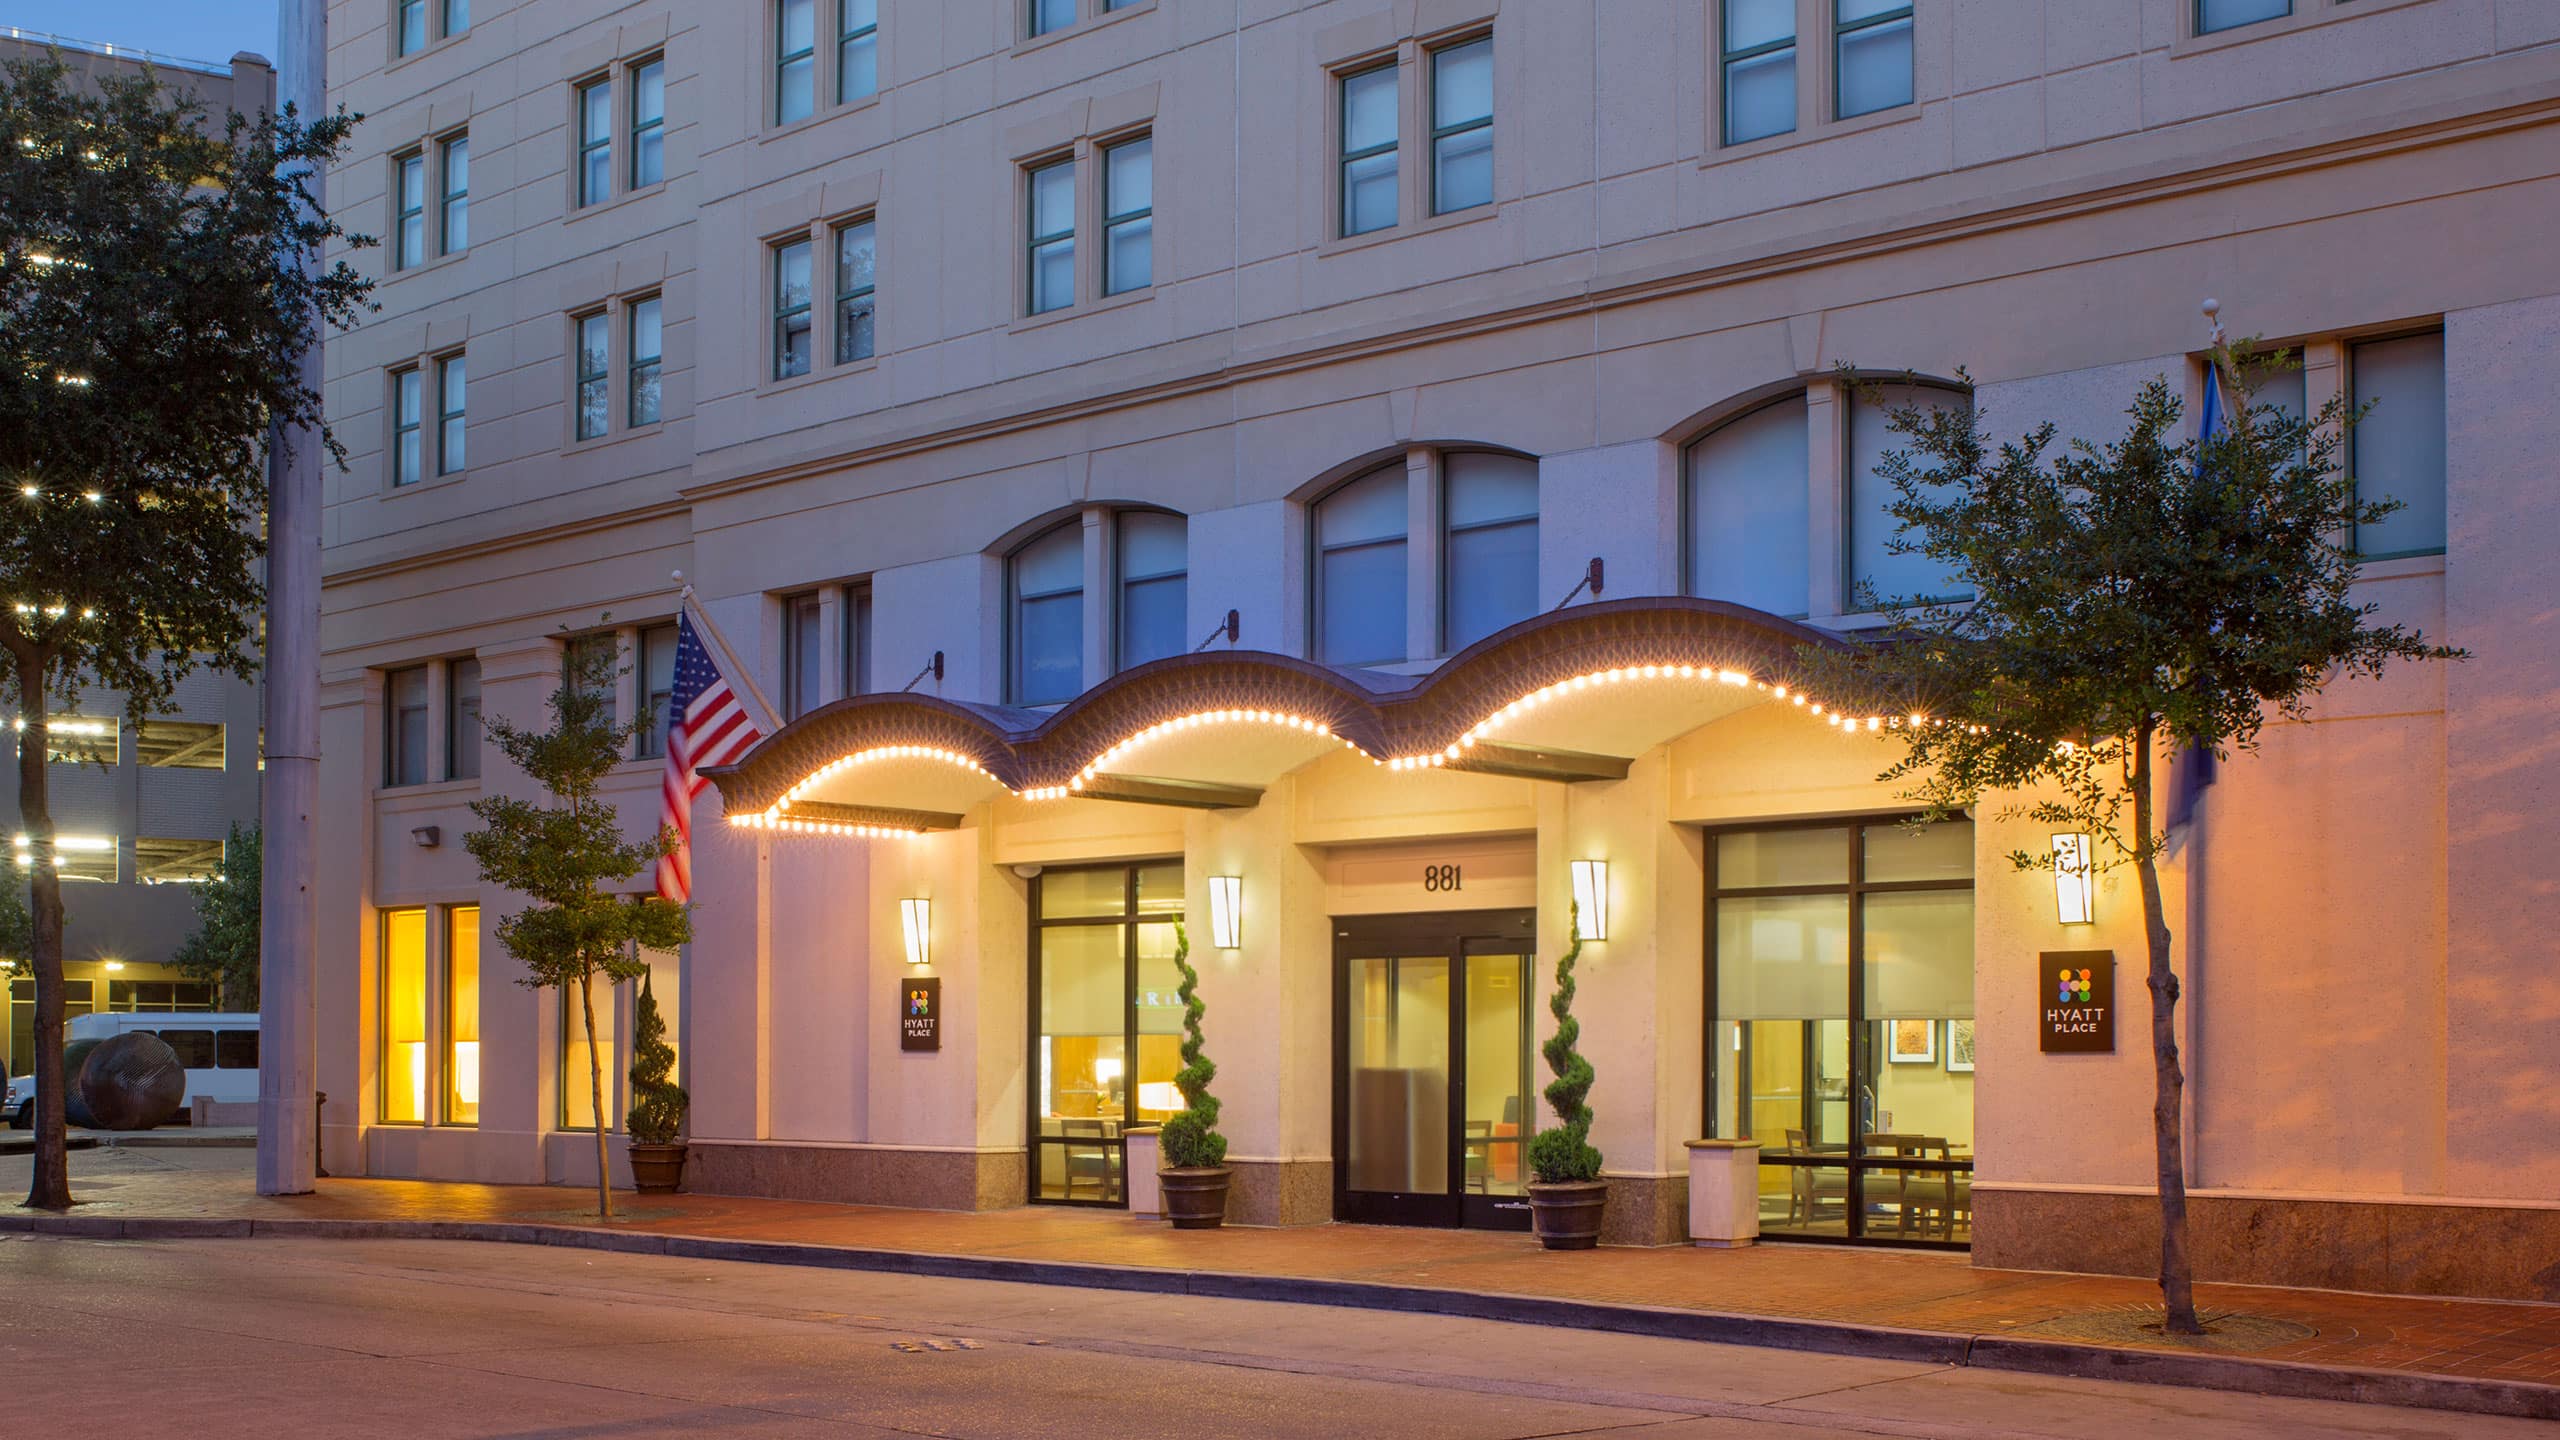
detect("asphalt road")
[1,1233,2539,1438]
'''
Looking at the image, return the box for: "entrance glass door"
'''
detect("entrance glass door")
[1333,910,1534,1229]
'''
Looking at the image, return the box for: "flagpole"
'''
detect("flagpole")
[671,570,782,735]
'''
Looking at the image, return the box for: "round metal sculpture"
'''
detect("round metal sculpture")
[70,1031,187,1131]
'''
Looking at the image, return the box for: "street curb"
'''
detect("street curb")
[1,1212,2551,1421]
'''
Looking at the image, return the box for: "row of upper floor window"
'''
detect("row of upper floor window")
[13,716,231,771]
[5,833,229,885]
[375,324,2448,783]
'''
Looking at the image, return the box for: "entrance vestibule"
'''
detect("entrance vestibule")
[1333,909,1538,1230]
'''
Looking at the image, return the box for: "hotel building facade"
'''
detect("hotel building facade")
[317,0,2560,1300]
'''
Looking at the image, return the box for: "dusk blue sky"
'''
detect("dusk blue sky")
[1,0,280,68]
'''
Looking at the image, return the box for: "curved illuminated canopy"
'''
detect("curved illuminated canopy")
[707,597,1901,831]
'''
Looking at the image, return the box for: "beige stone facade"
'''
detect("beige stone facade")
[319,0,2560,1298]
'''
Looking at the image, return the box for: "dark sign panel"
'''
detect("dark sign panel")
[2039,950,2115,1054]
[900,976,941,1052]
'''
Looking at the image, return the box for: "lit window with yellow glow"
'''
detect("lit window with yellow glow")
[445,906,480,1125]
[381,908,429,1124]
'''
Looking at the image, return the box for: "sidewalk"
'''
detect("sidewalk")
[5,1148,2555,1421]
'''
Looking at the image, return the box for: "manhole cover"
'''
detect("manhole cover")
[2014,1306,2317,1353]
[891,1338,984,1354]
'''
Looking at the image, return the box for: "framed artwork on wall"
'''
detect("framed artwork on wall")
[1887,1018,1936,1065]
[1945,1018,1976,1073]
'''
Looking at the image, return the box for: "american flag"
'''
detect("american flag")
[657,610,762,902]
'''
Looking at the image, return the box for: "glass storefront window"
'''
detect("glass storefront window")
[560,983,619,1132]
[381,908,428,1124]
[1031,862,1183,1205]
[1709,818,1973,1246]
[445,906,479,1125]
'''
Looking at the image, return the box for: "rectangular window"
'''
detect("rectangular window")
[773,238,814,378]
[1441,452,1539,651]
[2351,330,2447,559]
[385,665,429,787]
[1687,395,1812,617]
[839,0,879,102]
[1026,159,1076,315]
[783,591,824,720]
[1115,511,1185,670]
[1835,0,1913,119]
[628,295,663,427]
[637,622,678,759]
[1339,63,1398,236]
[1315,467,1408,667]
[1029,0,1076,37]
[576,77,612,207]
[560,981,620,1131]
[844,581,873,696]
[381,907,428,1124]
[2196,0,2291,35]
[20,835,116,883]
[1102,138,1152,296]
[777,0,817,124]
[446,657,481,781]
[135,837,223,884]
[216,1029,259,1069]
[396,0,427,55]
[391,367,423,486]
[1708,820,1975,1246]
[1429,38,1493,216]
[443,0,468,37]
[394,151,426,268]
[1847,385,1971,606]
[158,1029,216,1069]
[445,905,479,1125]
[1721,0,1796,145]
[1011,523,1085,705]
[133,720,223,770]
[26,715,116,767]
[435,352,466,475]
[1030,863,1185,1205]
[564,634,619,730]
[574,311,610,441]
[630,57,665,189]
[834,218,876,364]
[438,134,468,254]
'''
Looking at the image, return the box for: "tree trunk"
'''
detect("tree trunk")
[17,652,71,1210]
[579,970,610,1220]
[2131,733,2201,1334]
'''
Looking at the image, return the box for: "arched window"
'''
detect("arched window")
[1008,520,1084,706]
[1441,451,1539,649]
[1313,464,1408,667]
[1847,383,1971,605]
[1686,395,1811,618]
[1115,510,1187,670]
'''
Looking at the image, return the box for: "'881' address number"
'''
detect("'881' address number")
[1421,864,1463,893]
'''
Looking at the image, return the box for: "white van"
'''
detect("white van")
[4,1011,260,1127]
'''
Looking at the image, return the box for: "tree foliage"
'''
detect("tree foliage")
[465,640,689,1218]
[625,972,685,1146]
[1528,904,1601,1184]
[172,823,260,1010]
[1799,350,2460,1330]
[1158,922,1226,1170]
[0,53,372,1209]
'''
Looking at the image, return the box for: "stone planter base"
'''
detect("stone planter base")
[1160,1166,1232,1229]
[1526,1180,1609,1250]
[628,1142,686,1194]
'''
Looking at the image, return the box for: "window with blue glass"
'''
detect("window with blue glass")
[1011,521,1085,706]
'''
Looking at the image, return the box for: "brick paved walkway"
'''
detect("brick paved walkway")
[19,1149,2560,1398]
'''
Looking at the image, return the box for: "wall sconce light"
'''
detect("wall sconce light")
[899,897,931,966]
[1569,859,1609,941]
[2051,833,2095,925]
[411,825,441,849]
[1207,875,1243,950]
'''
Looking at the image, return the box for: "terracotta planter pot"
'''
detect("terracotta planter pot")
[628,1141,686,1194]
[1526,1179,1608,1250]
[1159,1166,1232,1229]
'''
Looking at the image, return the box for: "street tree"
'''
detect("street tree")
[173,823,262,1010]
[465,641,689,1220]
[1801,346,2460,1332]
[0,55,370,1209]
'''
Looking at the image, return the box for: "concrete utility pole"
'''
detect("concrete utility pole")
[257,0,326,1196]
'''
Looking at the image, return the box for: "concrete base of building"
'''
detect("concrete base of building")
[1974,1186,2560,1303]
[686,1142,1027,1212]
[1602,1173,1689,1247]
[1226,1159,1332,1226]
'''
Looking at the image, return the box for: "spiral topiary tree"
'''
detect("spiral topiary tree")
[1158,921,1226,1170]
[1528,901,1602,1184]
[626,972,686,1147]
